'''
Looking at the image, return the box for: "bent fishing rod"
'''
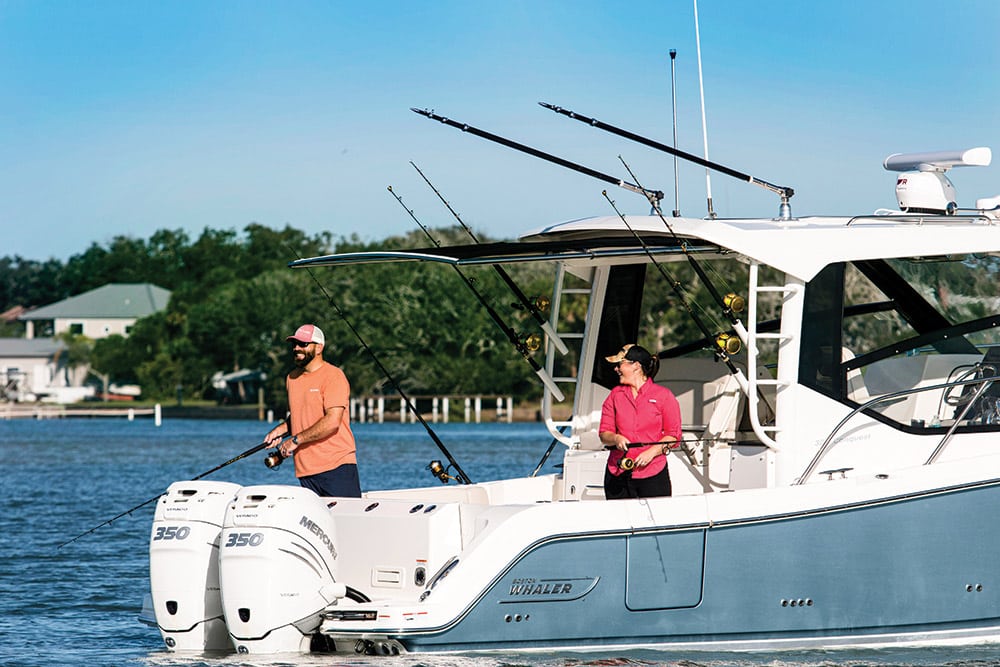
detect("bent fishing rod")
[538,102,795,219]
[294,256,473,485]
[57,440,270,549]
[409,161,569,355]
[387,185,566,402]
[411,108,664,207]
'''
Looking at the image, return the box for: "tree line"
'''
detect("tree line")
[1,224,558,409]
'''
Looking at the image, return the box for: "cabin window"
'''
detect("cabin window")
[798,263,845,397]
[69,323,83,335]
[592,264,645,390]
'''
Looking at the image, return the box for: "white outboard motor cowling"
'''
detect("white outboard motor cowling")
[219,485,342,654]
[149,480,242,652]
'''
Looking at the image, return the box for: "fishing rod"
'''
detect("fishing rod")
[602,187,743,378]
[411,108,664,206]
[537,102,794,219]
[409,160,569,355]
[531,426,568,477]
[616,155,751,346]
[387,185,566,402]
[603,440,697,471]
[610,158,776,415]
[294,254,473,485]
[57,440,270,549]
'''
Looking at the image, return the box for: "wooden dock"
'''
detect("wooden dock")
[0,403,162,423]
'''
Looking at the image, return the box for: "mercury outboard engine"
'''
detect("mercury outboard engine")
[149,480,242,652]
[218,485,343,653]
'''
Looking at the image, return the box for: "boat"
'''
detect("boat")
[141,121,1000,655]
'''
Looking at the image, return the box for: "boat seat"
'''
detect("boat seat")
[657,357,743,442]
[578,430,605,451]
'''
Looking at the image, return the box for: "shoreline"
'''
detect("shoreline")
[0,402,561,422]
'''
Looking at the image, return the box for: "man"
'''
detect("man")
[264,323,361,497]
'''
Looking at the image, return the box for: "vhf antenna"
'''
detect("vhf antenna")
[669,48,680,217]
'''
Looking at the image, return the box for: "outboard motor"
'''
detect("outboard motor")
[219,485,343,654]
[149,480,241,652]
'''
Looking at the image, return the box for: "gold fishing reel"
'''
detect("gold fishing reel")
[519,332,543,352]
[715,332,742,355]
[512,295,551,314]
[619,457,636,472]
[723,293,746,313]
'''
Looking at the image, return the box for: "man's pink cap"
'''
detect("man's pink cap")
[286,324,325,345]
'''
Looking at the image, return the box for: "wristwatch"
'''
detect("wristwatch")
[291,435,300,446]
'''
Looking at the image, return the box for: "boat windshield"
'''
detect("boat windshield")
[801,253,1000,430]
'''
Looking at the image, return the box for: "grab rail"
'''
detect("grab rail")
[796,375,996,485]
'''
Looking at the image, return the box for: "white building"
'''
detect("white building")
[0,338,93,402]
[19,283,170,340]
[1,283,170,403]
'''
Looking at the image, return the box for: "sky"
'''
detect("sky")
[2,0,999,261]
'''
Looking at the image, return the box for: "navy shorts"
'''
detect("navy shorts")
[299,464,362,498]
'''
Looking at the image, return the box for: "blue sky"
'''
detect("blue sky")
[2,0,998,261]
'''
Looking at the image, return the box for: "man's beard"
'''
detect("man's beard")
[293,349,315,368]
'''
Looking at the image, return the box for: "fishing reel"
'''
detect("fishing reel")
[511,295,551,314]
[264,449,287,470]
[715,332,741,355]
[619,456,636,472]
[518,332,543,352]
[723,293,746,314]
[427,460,458,484]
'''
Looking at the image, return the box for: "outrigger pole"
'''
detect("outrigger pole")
[413,105,752,351]
[411,108,664,206]
[538,102,794,219]
[387,185,566,402]
[294,253,474,485]
[409,161,569,355]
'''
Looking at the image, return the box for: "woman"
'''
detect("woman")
[599,343,682,499]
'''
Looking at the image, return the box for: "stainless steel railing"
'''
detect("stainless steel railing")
[796,374,997,485]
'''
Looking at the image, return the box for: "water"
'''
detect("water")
[2,417,999,667]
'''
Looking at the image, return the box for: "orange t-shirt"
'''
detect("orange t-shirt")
[286,362,356,477]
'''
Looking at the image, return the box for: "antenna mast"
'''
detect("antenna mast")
[693,0,715,219]
[669,48,680,217]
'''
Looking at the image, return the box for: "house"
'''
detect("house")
[19,283,170,340]
[0,337,92,403]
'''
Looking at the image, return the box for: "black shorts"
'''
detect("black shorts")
[604,464,672,500]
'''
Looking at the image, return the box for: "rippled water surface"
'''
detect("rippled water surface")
[2,417,999,667]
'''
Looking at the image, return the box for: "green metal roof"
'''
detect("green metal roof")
[21,283,170,320]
